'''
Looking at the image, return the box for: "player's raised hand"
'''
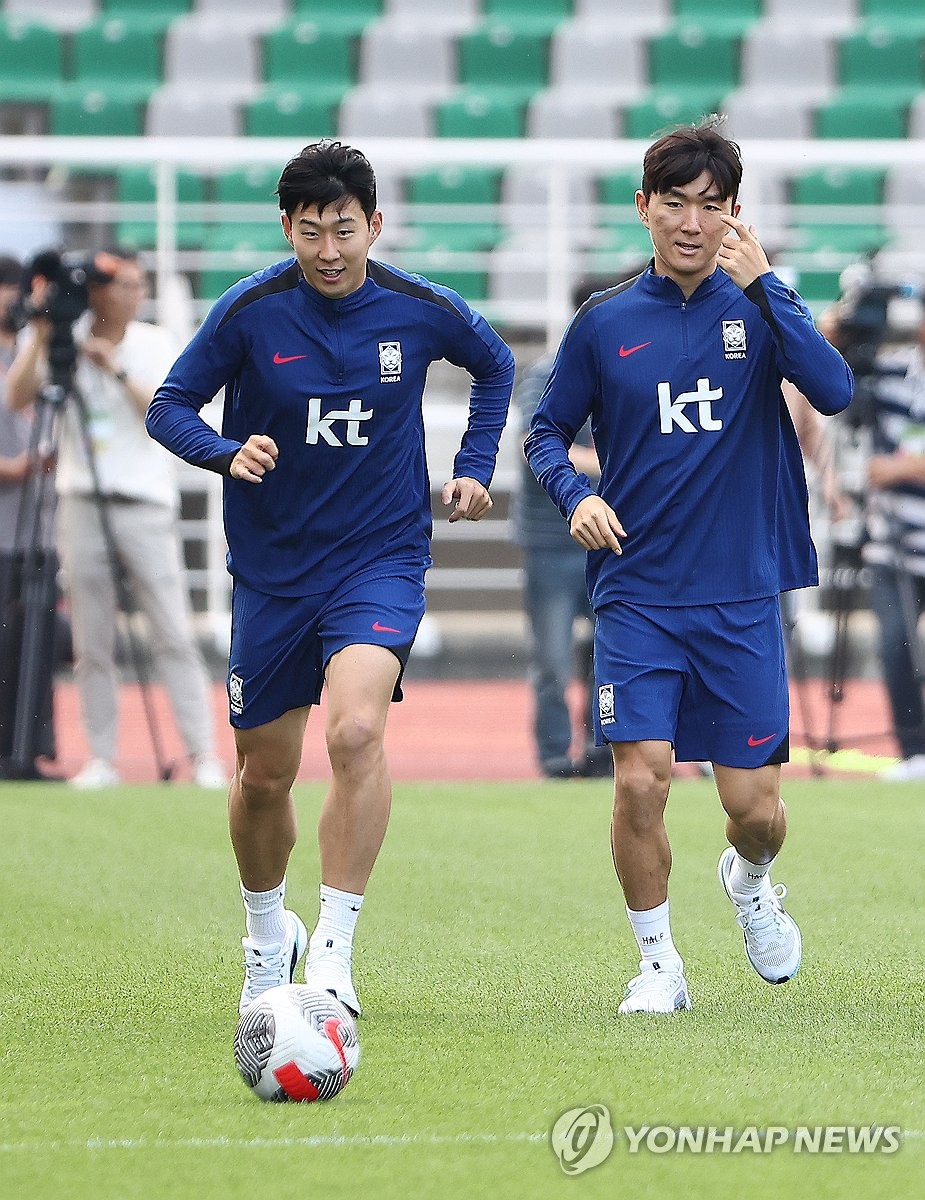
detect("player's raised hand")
[231,433,278,483]
[569,495,626,554]
[716,214,772,290]
[442,476,492,522]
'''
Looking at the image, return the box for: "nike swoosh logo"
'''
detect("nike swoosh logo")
[372,621,401,634]
[618,342,652,357]
[273,352,308,364]
[747,733,777,747]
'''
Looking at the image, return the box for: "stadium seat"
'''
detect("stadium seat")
[790,224,890,259]
[595,171,650,261]
[761,0,858,32]
[436,90,528,138]
[213,165,281,207]
[193,0,290,29]
[814,94,910,139]
[162,19,261,91]
[289,0,384,36]
[358,23,457,92]
[738,27,836,103]
[99,0,192,33]
[836,29,925,104]
[71,19,164,101]
[0,19,63,103]
[199,224,289,300]
[647,28,742,94]
[624,90,726,140]
[859,0,925,34]
[527,89,621,139]
[4,0,95,32]
[50,87,145,136]
[115,165,206,250]
[572,0,672,34]
[339,85,435,137]
[398,245,490,301]
[793,268,844,303]
[672,0,763,37]
[547,25,647,102]
[457,23,552,101]
[723,94,815,139]
[789,169,889,260]
[383,0,481,32]
[791,167,886,209]
[500,164,596,231]
[481,0,573,35]
[146,87,242,137]
[244,89,340,138]
[406,166,502,250]
[262,23,357,93]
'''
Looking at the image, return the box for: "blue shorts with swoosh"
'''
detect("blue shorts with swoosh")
[227,561,426,729]
[593,596,789,767]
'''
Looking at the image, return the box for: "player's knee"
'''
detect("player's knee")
[613,764,670,830]
[237,757,297,809]
[325,710,384,767]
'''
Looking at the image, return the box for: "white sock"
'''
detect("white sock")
[626,900,682,972]
[728,853,773,900]
[309,884,364,956]
[241,878,288,944]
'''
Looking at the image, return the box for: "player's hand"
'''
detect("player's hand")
[230,434,278,483]
[569,495,626,554]
[442,476,492,522]
[716,214,772,290]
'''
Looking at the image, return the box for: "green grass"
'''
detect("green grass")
[1,779,923,1199]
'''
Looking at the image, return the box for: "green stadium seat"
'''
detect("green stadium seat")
[115,165,206,250]
[673,0,763,37]
[406,167,503,254]
[598,170,643,211]
[400,243,490,301]
[50,87,145,136]
[436,91,528,138]
[790,223,891,258]
[648,28,742,93]
[199,224,289,300]
[0,19,63,103]
[624,90,726,140]
[481,0,572,35]
[98,0,192,33]
[214,165,281,206]
[859,0,925,35]
[836,29,925,104]
[71,19,163,100]
[289,0,383,36]
[814,94,909,139]
[457,23,551,102]
[590,223,655,264]
[262,23,357,91]
[794,268,844,304]
[244,88,340,138]
[791,167,886,208]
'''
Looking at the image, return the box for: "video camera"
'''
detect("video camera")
[4,248,117,335]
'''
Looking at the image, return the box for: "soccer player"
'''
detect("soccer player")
[147,141,514,1016]
[525,118,853,1014]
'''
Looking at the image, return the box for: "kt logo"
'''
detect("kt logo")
[306,396,373,446]
[657,378,723,434]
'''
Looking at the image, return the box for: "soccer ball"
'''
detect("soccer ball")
[234,984,360,1102]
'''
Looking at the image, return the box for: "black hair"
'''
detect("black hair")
[276,140,378,223]
[641,115,743,205]
[0,253,21,286]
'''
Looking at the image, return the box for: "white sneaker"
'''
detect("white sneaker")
[69,758,120,790]
[618,963,691,1014]
[879,754,925,782]
[305,940,362,1017]
[718,847,802,984]
[239,910,308,1015]
[193,755,227,789]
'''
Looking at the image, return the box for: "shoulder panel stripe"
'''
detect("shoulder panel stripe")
[216,262,303,331]
[367,260,464,318]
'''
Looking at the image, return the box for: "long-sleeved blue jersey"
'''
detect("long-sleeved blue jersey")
[147,258,514,596]
[525,266,854,607]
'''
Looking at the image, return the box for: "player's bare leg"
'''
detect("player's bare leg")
[305,643,402,1015]
[715,763,802,984]
[611,740,690,1013]
[231,706,310,1012]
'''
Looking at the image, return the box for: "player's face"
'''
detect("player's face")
[636,171,739,295]
[282,197,382,299]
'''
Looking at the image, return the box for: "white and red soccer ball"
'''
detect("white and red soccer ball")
[234,984,360,1102]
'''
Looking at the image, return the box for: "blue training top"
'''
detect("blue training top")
[524,265,854,608]
[147,258,514,597]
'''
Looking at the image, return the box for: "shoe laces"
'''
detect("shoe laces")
[624,964,685,998]
[736,884,788,938]
[241,937,289,999]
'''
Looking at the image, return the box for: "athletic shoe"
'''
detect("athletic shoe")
[305,941,362,1017]
[69,758,120,790]
[618,963,691,1014]
[193,755,227,789]
[717,847,802,984]
[879,754,925,782]
[239,910,308,1015]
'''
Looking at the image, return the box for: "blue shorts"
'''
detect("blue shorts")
[227,564,426,729]
[593,597,789,767]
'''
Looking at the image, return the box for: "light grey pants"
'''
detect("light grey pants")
[58,493,216,764]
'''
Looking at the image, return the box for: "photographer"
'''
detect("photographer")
[827,289,925,781]
[5,249,225,789]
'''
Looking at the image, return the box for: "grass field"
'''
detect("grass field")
[1,777,923,1199]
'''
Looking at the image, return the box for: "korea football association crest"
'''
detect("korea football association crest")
[379,340,402,383]
[722,320,747,360]
[229,672,244,716]
[598,683,616,725]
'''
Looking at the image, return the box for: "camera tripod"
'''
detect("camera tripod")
[1,338,176,781]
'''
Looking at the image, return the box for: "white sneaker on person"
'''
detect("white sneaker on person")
[879,754,925,782]
[618,962,691,1014]
[718,847,802,984]
[69,758,121,790]
[305,941,362,1017]
[193,755,227,789]
[239,910,308,1015]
